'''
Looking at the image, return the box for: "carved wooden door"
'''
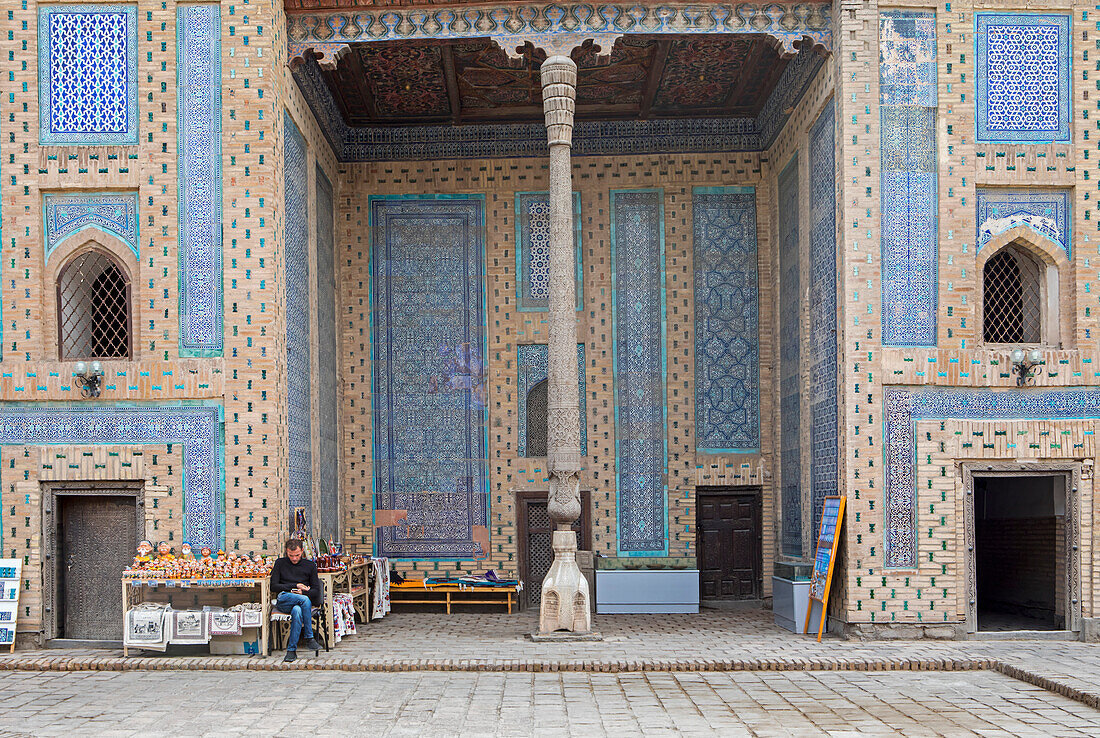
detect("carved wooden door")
[697,491,761,600]
[59,495,135,640]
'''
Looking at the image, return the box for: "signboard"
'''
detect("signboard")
[0,559,22,652]
[803,496,845,642]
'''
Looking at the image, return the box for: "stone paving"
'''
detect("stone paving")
[2,669,1099,736]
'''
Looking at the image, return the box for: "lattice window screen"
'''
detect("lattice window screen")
[526,379,548,457]
[983,247,1042,344]
[57,250,131,359]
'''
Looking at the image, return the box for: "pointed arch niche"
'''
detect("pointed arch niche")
[977,224,1073,350]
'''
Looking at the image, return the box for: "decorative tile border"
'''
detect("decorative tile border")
[178,4,223,356]
[976,14,1070,143]
[0,403,224,548]
[369,196,489,559]
[514,192,582,311]
[38,4,138,146]
[692,186,759,454]
[517,343,587,458]
[284,113,312,527]
[808,100,838,541]
[611,189,667,555]
[316,166,340,542]
[975,189,1070,258]
[778,156,801,557]
[290,46,823,161]
[43,192,138,262]
[880,10,938,347]
[884,386,1100,569]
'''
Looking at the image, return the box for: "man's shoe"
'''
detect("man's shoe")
[283,650,297,663]
[302,637,323,652]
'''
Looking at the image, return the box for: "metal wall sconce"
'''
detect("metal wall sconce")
[1010,348,1043,387]
[73,361,104,398]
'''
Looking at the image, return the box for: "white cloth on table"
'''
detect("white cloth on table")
[125,604,170,651]
[371,557,391,621]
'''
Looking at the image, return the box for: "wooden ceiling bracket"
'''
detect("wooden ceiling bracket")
[489,32,622,63]
[289,42,350,71]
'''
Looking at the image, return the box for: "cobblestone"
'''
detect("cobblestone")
[1,669,1097,736]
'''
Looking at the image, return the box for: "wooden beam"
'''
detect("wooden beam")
[639,40,671,120]
[441,44,463,124]
[726,40,769,113]
[345,48,380,121]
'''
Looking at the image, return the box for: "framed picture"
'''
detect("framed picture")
[170,610,207,644]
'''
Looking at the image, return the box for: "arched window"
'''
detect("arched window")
[525,379,548,457]
[57,249,132,359]
[983,245,1043,344]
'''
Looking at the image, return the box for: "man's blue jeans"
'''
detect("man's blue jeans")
[275,591,314,650]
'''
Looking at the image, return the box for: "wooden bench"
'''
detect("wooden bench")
[390,581,518,614]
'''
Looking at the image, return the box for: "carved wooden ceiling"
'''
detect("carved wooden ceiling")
[320,36,789,126]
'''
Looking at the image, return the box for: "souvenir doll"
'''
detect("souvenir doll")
[155,541,175,562]
[131,540,154,570]
[179,542,196,562]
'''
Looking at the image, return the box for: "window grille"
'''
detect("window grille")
[983,246,1042,344]
[526,379,548,457]
[57,250,132,359]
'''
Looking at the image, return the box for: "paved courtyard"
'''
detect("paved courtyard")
[3,669,1099,737]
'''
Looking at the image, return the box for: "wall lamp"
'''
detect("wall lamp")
[73,361,104,398]
[1010,348,1043,387]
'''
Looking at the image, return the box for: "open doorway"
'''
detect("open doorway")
[973,474,1065,632]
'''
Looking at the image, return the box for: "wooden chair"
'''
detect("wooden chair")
[268,581,329,654]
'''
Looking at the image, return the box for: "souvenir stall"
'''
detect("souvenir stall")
[122,540,273,656]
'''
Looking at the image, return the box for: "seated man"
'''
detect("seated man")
[270,538,324,662]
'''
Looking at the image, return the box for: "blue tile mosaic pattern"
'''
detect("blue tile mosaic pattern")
[0,403,224,547]
[611,190,667,555]
[316,167,339,542]
[976,14,1070,142]
[692,187,759,454]
[880,11,938,347]
[885,387,1100,568]
[290,48,824,161]
[778,156,802,558]
[515,192,582,311]
[975,189,1071,258]
[43,192,138,262]
[517,343,587,458]
[283,113,312,526]
[177,4,223,356]
[808,101,838,542]
[38,4,137,145]
[370,196,489,559]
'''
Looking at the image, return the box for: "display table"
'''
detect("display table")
[390,579,518,614]
[317,562,371,646]
[122,577,270,657]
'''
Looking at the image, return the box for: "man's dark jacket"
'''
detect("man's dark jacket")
[270,556,322,606]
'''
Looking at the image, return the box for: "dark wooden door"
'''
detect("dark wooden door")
[518,492,590,610]
[697,490,761,600]
[59,495,135,639]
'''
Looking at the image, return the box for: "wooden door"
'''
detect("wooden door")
[697,490,761,600]
[59,495,135,639]
[517,491,590,610]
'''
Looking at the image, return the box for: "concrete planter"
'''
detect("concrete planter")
[595,569,700,614]
[772,576,811,633]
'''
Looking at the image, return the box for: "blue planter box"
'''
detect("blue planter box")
[595,570,700,614]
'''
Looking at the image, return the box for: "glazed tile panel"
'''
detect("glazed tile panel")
[38,4,138,145]
[283,114,312,525]
[692,187,759,454]
[778,157,801,557]
[516,344,587,458]
[43,192,138,262]
[316,168,339,542]
[808,101,838,540]
[0,404,223,547]
[879,11,938,347]
[975,189,1070,258]
[515,192,582,311]
[884,388,1100,568]
[177,4,223,355]
[976,14,1070,142]
[370,197,488,559]
[612,190,667,555]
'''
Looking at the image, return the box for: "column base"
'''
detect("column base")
[538,529,592,634]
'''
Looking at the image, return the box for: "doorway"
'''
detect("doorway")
[516,490,590,611]
[696,487,762,603]
[973,474,1066,632]
[43,482,142,643]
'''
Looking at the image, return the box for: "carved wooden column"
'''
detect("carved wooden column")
[538,54,590,634]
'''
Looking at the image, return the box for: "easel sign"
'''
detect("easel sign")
[0,558,22,652]
[803,496,845,643]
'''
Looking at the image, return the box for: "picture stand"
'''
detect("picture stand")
[803,496,845,643]
[0,558,23,653]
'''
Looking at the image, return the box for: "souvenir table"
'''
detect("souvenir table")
[316,561,372,646]
[122,577,271,657]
